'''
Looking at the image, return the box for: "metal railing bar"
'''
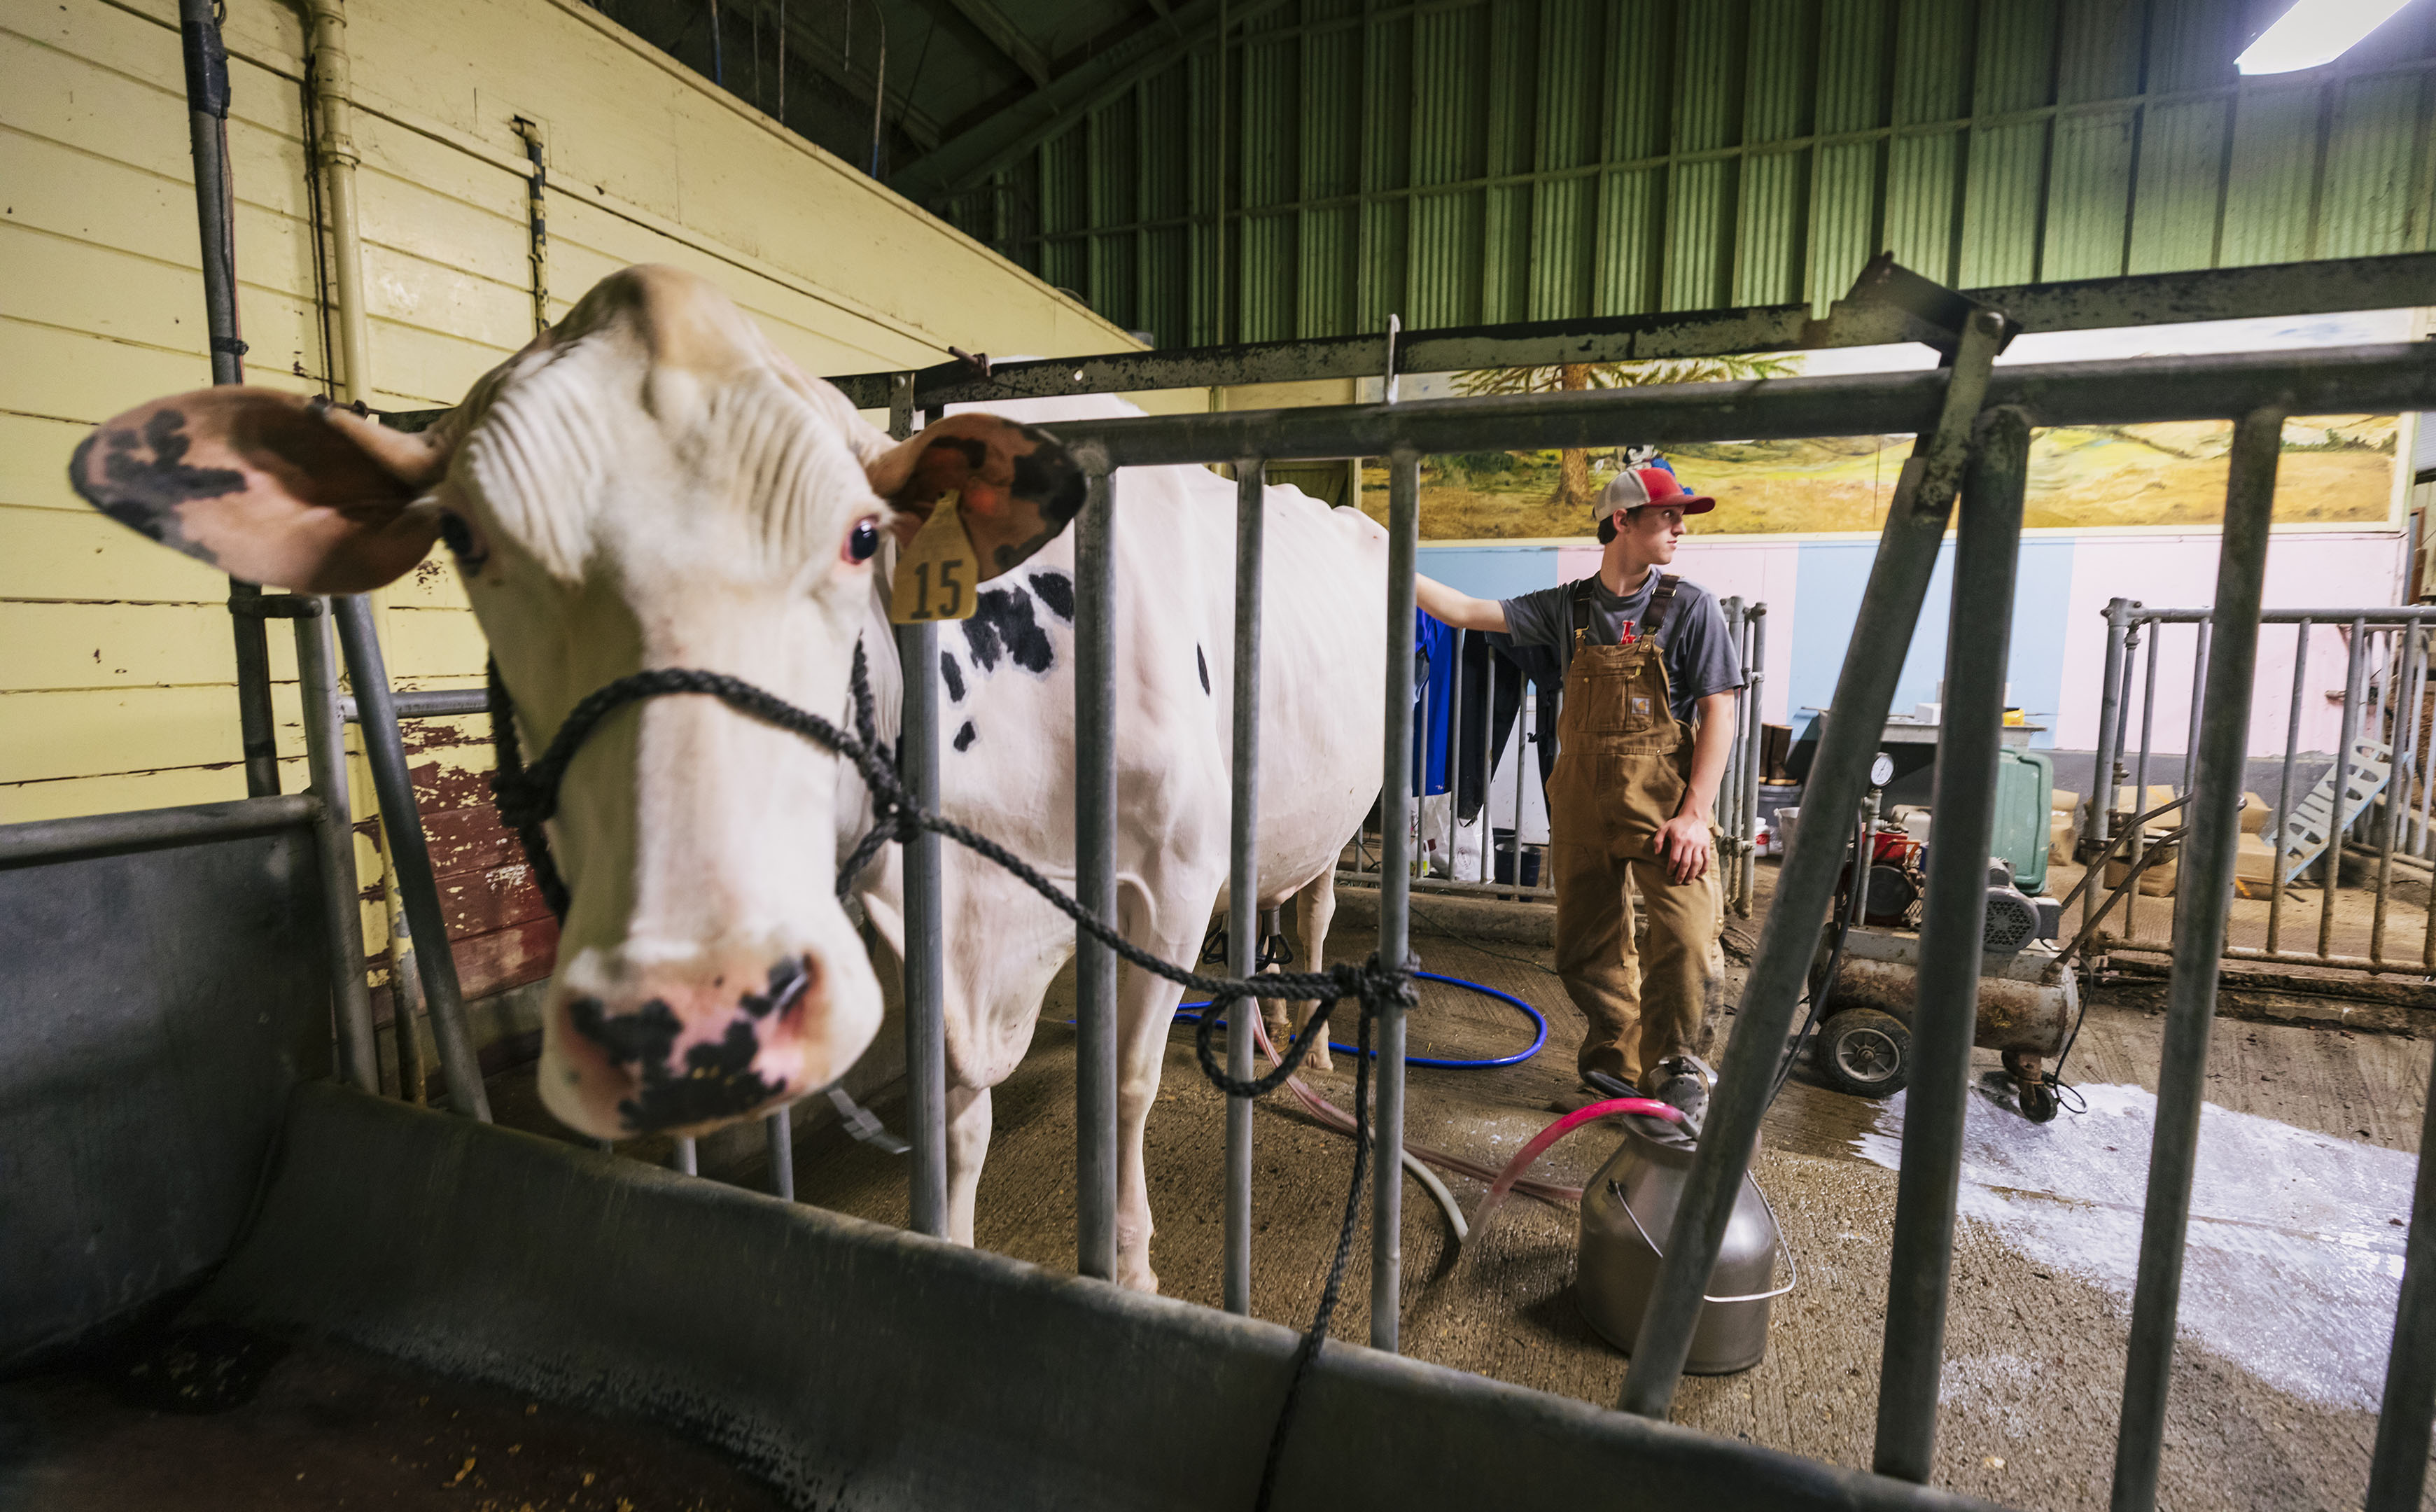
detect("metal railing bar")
[1035,342,2436,470]
[1073,456,1121,1282]
[2108,405,2286,1512]
[1873,406,2031,1483]
[2134,607,2436,624]
[2322,622,2370,962]
[1372,448,1421,1352]
[2130,624,2160,945]
[1331,869,1558,904]
[2180,620,2211,797]
[294,604,379,1095]
[331,595,491,1124]
[1224,456,1264,1316]
[2088,598,2134,860]
[338,687,489,721]
[2372,631,2423,964]
[766,1107,794,1201]
[2269,620,2311,954]
[1620,307,2010,1418]
[0,792,321,867]
[2364,1033,2436,1511]
[897,617,949,1238]
[1741,605,1768,918]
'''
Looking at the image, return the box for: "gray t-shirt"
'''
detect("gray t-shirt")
[1494,572,1744,723]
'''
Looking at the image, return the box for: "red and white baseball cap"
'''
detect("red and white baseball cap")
[1593,464,1715,523]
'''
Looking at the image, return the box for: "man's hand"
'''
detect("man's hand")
[1653,812,1714,883]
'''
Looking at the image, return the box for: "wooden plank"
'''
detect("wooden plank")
[0,416,106,515]
[0,601,305,692]
[0,752,309,824]
[0,683,309,785]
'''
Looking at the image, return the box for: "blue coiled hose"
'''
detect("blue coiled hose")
[1173,972,1547,1070]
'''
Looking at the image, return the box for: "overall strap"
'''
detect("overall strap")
[1570,577,1598,641]
[1639,573,1681,644]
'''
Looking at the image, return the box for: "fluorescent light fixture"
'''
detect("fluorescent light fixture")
[2237,0,2416,74]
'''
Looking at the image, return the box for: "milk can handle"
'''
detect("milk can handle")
[1614,1180,1798,1304]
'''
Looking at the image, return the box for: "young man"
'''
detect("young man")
[1413,464,1742,1122]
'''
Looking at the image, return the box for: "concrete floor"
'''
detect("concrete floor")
[663,881,2436,1512]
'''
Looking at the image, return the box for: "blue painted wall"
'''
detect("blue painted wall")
[1416,544,1562,603]
[1788,538,2076,748]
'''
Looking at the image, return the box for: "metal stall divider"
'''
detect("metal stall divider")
[1741,603,1769,916]
[2109,407,2286,1512]
[1074,448,1121,1281]
[331,598,492,1124]
[1225,456,1265,1315]
[851,302,2436,1506]
[1373,449,1422,1349]
[891,372,950,1238]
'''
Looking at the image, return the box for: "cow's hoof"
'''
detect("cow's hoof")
[1118,1261,1160,1294]
[1307,1042,1333,1074]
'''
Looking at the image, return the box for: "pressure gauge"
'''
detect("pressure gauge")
[1870,751,1895,788]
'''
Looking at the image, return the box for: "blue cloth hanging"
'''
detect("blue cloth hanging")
[1413,611,1455,796]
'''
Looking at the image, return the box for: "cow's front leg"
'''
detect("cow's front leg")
[1110,906,1209,1294]
[944,1082,992,1245]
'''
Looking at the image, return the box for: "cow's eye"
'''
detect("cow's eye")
[844,516,881,563]
[437,510,487,572]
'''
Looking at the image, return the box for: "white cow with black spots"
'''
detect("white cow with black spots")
[69,265,1385,1292]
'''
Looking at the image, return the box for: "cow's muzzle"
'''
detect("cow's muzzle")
[561,955,825,1135]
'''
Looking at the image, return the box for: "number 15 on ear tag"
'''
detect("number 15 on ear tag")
[890,501,979,624]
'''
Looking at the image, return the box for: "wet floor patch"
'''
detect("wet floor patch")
[1854,1082,2415,1409]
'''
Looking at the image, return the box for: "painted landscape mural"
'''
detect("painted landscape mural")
[1365,311,2413,541]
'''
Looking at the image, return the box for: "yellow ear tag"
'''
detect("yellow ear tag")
[889,499,979,624]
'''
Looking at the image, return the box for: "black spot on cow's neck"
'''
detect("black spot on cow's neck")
[961,585,1056,676]
[953,720,977,752]
[1029,570,1074,622]
[1197,644,1210,695]
[939,650,966,703]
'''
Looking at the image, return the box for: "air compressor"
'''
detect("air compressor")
[1803,754,2078,1121]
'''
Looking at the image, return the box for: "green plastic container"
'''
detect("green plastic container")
[1991,746,2054,894]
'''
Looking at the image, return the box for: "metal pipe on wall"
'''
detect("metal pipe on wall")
[1620,307,2009,1417]
[2108,407,2286,1512]
[1872,407,2031,1482]
[897,617,948,1237]
[303,0,372,410]
[1224,458,1264,1315]
[1371,448,1420,1352]
[331,596,492,1124]
[176,0,281,802]
[1073,456,1121,1282]
[2087,598,2134,857]
[293,605,379,1093]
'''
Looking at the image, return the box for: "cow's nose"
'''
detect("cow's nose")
[562,955,823,1134]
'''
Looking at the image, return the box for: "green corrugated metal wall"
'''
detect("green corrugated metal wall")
[950,0,2436,347]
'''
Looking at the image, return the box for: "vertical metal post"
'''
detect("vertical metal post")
[1372,447,1420,1351]
[672,1136,697,1176]
[2129,626,2161,942]
[1720,598,1745,910]
[2088,599,2134,855]
[2108,407,2285,1512]
[330,595,492,1123]
[1224,457,1265,1315]
[2320,620,2369,960]
[2372,627,2422,962]
[1741,604,1768,913]
[2269,620,2311,949]
[766,1107,795,1201]
[1074,454,1121,1282]
[1872,407,2031,1481]
[2180,621,2211,795]
[1621,306,2005,1418]
[176,0,279,799]
[2365,1035,2436,1511]
[293,604,377,1091]
[898,617,949,1237]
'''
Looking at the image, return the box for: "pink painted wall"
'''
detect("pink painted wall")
[2053,531,2406,757]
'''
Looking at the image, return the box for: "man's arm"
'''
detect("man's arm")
[1653,690,1739,883]
[1415,573,1508,633]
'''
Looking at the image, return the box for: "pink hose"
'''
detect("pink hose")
[1470,1097,1684,1242]
[1240,1008,1668,1220]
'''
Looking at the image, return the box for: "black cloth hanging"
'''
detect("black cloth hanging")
[1455,631,1562,821]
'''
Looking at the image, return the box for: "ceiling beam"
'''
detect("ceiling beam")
[889,0,1292,201]
[923,0,1054,88]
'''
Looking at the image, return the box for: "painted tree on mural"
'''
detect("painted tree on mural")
[1452,355,1801,512]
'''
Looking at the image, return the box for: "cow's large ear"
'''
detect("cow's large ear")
[69,388,452,594]
[864,412,1086,580]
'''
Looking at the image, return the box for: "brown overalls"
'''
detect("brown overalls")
[1546,574,1725,1088]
